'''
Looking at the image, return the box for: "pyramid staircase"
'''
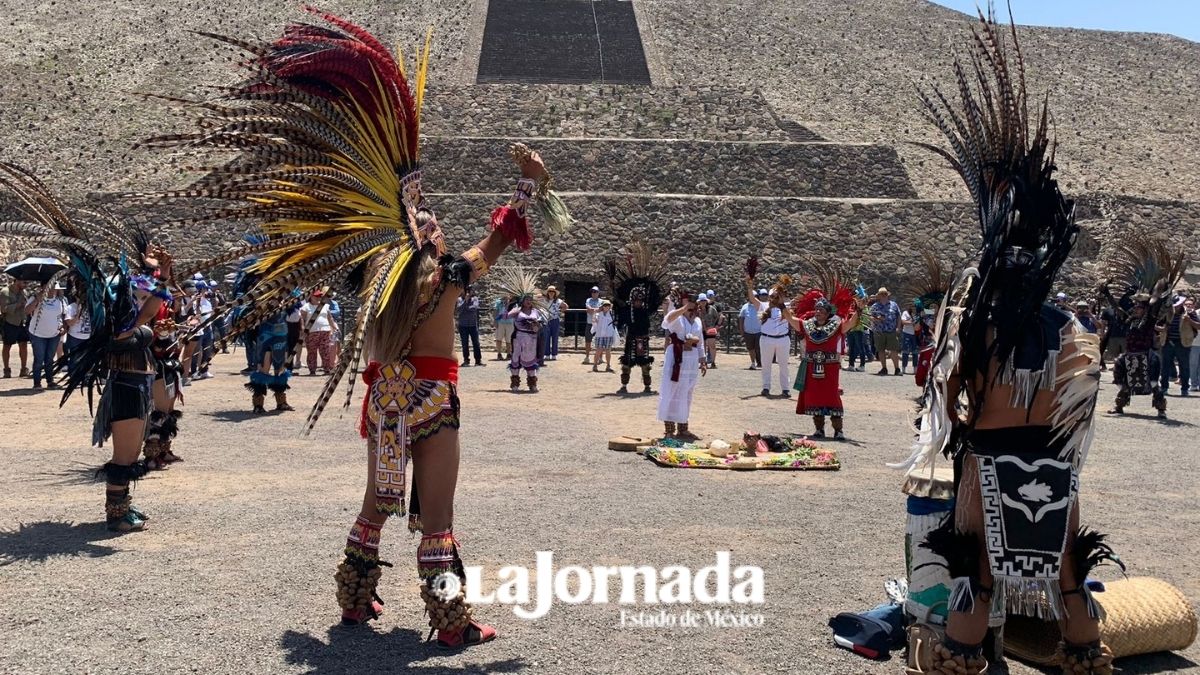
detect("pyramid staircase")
[419,83,962,305]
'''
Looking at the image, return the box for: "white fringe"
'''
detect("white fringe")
[948,576,976,614]
[890,269,973,474]
[1051,329,1102,470]
[993,576,1065,620]
[1081,584,1105,621]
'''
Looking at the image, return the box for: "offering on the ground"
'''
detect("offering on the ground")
[642,434,840,471]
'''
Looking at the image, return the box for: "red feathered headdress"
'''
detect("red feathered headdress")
[789,260,855,320]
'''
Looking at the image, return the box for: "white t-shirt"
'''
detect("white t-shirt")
[586,296,602,329]
[752,300,789,337]
[901,310,916,335]
[28,297,67,339]
[593,311,617,339]
[65,302,92,339]
[198,297,214,321]
[303,302,333,332]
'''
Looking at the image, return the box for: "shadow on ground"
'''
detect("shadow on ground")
[0,387,44,397]
[205,409,269,423]
[0,520,120,566]
[1106,411,1196,428]
[1111,652,1200,673]
[592,390,656,399]
[34,463,102,486]
[280,627,527,674]
[1006,652,1198,674]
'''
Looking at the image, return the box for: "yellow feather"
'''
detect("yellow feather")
[414,28,433,148]
[376,247,413,316]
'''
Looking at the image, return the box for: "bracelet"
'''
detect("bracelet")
[509,178,536,216]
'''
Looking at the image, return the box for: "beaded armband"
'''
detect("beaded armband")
[461,246,489,281]
[510,178,536,217]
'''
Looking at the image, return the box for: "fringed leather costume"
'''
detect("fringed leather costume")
[892,12,1123,675]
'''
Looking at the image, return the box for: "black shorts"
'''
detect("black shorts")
[110,373,153,422]
[2,321,29,345]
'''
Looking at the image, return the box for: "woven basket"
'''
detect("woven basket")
[1005,577,1198,665]
[608,436,650,452]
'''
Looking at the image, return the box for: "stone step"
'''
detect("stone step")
[422,85,818,142]
[421,137,917,199]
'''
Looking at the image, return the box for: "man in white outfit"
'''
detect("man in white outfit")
[657,295,706,439]
[745,278,791,397]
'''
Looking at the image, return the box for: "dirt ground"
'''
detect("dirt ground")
[0,348,1197,674]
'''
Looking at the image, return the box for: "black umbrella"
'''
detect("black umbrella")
[4,256,67,283]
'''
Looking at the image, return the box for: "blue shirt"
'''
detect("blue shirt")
[739,302,762,334]
[1077,314,1097,334]
[494,298,513,324]
[870,300,901,333]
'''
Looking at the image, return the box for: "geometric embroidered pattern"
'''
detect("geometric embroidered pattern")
[367,361,459,516]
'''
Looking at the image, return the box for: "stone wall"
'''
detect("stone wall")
[422,137,917,199]
[420,193,1197,313]
[421,85,809,141]
[6,190,1195,310]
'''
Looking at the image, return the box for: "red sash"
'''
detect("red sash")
[669,334,685,382]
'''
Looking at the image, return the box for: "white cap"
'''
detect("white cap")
[706,289,715,296]
[757,288,768,296]
[1055,292,1067,300]
[591,286,600,292]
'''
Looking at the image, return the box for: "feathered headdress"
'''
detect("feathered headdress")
[129,9,570,432]
[789,259,854,319]
[123,9,436,431]
[0,163,145,408]
[133,6,434,307]
[612,240,668,310]
[904,251,952,309]
[1101,232,1185,324]
[492,267,545,312]
[915,6,1078,392]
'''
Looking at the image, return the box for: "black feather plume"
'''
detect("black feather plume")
[921,520,981,580]
[1072,527,1126,582]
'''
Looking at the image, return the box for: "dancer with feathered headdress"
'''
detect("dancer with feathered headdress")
[493,267,544,392]
[784,260,858,439]
[892,10,1119,674]
[609,241,668,394]
[133,8,568,647]
[1102,233,1187,418]
[0,163,174,532]
[905,252,953,387]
